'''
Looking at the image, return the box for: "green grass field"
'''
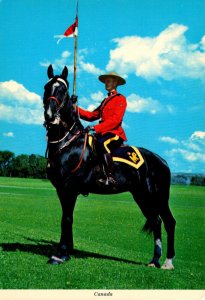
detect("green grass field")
[0,177,204,289]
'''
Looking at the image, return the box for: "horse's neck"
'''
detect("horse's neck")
[46,106,83,143]
[46,125,68,142]
[64,102,84,132]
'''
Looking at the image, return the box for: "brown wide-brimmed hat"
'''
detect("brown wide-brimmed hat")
[98,71,126,86]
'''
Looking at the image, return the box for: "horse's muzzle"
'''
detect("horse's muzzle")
[44,116,60,126]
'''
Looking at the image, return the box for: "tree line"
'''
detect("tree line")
[171,173,205,186]
[0,150,205,185]
[0,150,47,179]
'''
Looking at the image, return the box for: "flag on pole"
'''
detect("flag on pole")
[54,17,78,44]
[54,0,79,96]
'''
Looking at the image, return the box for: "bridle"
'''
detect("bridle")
[44,77,69,124]
[44,78,88,173]
[45,89,77,143]
[45,79,75,144]
[47,96,61,106]
[47,90,68,121]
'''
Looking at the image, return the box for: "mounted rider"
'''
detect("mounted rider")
[71,71,127,187]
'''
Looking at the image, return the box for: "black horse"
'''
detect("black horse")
[43,65,176,269]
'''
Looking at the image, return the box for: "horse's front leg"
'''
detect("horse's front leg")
[48,190,78,265]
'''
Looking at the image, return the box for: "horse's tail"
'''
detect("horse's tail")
[142,219,154,235]
[142,216,161,235]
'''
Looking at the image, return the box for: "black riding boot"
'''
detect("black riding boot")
[97,153,117,187]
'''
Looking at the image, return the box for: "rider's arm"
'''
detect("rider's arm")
[77,106,100,122]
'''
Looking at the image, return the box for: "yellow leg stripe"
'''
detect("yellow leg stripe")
[104,135,120,153]
[88,135,93,148]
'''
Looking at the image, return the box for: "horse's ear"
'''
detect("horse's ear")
[61,66,68,80]
[47,64,54,79]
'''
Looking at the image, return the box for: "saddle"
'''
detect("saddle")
[88,135,144,170]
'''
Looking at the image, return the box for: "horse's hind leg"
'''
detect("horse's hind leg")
[159,202,176,270]
[132,191,162,268]
[147,215,162,268]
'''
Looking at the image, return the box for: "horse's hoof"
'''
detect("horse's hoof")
[161,263,174,270]
[148,260,160,268]
[148,263,156,268]
[47,255,70,265]
[161,259,174,270]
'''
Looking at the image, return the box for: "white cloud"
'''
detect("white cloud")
[167,148,205,163]
[0,80,41,107]
[0,80,43,124]
[164,131,205,167]
[81,91,170,115]
[191,131,205,142]
[91,91,104,102]
[166,105,175,114]
[122,121,129,129]
[126,93,163,114]
[78,91,104,112]
[0,103,43,125]
[79,61,103,75]
[78,49,104,75]
[80,91,168,115]
[3,132,14,137]
[77,96,90,106]
[87,104,96,111]
[106,23,205,82]
[159,136,179,144]
[40,51,73,72]
[61,51,70,58]
[200,36,205,51]
[40,50,104,76]
[182,141,201,151]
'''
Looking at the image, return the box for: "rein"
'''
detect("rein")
[46,130,88,174]
[48,122,76,144]
[57,130,81,154]
[71,132,88,173]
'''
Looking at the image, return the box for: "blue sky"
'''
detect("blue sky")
[0,0,205,173]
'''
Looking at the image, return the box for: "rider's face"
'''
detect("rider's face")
[105,77,118,92]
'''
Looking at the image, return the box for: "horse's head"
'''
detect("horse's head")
[43,64,69,126]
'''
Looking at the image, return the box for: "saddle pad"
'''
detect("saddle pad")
[88,135,144,170]
[112,145,144,170]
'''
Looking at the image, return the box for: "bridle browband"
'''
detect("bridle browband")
[47,77,68,88]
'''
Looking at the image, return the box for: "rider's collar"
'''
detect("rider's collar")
[107,90,117,97]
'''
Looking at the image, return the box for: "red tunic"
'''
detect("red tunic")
[78,90,127,141]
